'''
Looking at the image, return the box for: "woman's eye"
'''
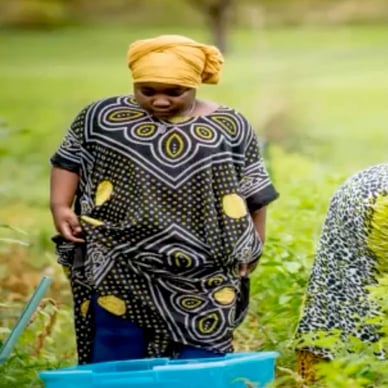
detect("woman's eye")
[166,90,181,97]
[139,88,187,97]
[141,89,155,97]
[166,89,188,97]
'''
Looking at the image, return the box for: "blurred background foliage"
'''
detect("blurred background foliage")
[2,0,388,27]
[1,0,388,50]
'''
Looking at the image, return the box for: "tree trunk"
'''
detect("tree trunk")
[188,0,233,53]
[208,0,233,53]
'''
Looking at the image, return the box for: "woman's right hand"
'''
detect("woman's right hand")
[51,206,85,243]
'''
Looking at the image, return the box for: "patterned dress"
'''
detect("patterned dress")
[51,95,278,364]
[295,164,388,379]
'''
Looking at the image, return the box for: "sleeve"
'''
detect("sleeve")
[50,105,90,173]
[240,122,279,213]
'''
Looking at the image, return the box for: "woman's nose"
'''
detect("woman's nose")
[152,95,171,108]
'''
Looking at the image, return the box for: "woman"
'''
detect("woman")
[295,163,388,383]
[50,35,278,364]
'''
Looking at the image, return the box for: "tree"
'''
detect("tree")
[187,0,234,53]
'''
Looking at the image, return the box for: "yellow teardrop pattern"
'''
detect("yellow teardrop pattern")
[95,180,113,206]
[222,194,247,219]
[165,132,185,159]
[127,96,138,105]
[134,123,157,138]
[206,275,226,287]
[211,115,237,136]
[193,125,215,141]
[108,109,144,122]
[213,287,236,305]
[180,297,205,311]
[80,300,90,318]
[173,251,193,269]
[81,215,104,227]
[97,295,126,316]
[197,312,220,334]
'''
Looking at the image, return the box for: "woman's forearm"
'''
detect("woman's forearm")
[50,166,79,210]
[239,207,267,276]
[251,207,267,244]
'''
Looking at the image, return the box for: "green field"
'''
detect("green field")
[1,24,388,387]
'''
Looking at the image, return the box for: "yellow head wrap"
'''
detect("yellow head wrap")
[127,35,224,88]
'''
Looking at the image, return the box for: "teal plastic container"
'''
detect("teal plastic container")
[39,351,278,388]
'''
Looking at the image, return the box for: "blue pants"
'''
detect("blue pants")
[91,294,224,363]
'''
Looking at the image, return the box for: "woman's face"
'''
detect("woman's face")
[134,82,196,119]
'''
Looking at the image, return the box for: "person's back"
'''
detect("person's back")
[295,163,388,383]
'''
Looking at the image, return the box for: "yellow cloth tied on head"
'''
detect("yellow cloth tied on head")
[127,35,224,88]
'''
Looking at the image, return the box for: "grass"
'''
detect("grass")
[0,23,388,386]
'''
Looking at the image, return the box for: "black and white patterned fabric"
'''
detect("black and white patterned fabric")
[51,95,278,363]
[295,164,388,360]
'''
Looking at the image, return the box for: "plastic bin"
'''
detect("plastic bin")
[39,351,278,388]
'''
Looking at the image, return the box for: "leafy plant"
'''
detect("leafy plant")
[0,223,29,247]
